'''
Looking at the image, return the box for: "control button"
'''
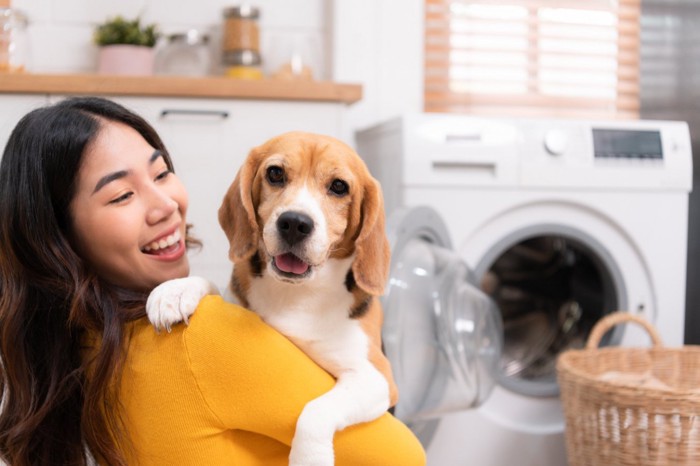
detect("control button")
[544,129,568,156]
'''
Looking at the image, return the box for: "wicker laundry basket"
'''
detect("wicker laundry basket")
[557,312,700,466]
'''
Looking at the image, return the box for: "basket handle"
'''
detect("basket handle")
[586,312,663,350]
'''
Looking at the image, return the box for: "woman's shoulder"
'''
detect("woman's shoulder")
[183,294,303,364]
[189,295,259,327]
[185,295,271,344]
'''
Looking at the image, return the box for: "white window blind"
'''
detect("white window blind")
[424,0,641,118]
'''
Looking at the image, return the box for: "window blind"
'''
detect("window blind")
[424,0,641,118]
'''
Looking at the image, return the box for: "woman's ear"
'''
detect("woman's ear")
[218,151,261,262]
[351,178,390,296]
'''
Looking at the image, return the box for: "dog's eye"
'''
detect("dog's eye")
[266,166,285,186]
[329,179,349,196]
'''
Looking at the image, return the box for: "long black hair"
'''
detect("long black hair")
[0,97,189,465]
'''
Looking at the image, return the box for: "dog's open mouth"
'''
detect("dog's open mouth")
[273,253,311,277]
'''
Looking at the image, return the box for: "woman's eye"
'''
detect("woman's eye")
[266,166,285,186]
[109,192,133,204]
[155,169,172,181]
[329,179,349,196]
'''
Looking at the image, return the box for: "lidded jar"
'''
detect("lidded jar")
[156,29,211,76]
[222,5,262,79]
[223,5,259,52]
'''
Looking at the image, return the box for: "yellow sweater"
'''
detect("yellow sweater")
[118,295,426,465]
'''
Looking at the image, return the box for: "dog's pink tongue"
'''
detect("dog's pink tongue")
[275,253,309,275]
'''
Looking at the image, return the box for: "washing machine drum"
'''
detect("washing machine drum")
[382,206,503,423]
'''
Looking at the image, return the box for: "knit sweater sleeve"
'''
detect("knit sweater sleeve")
[183,295,426,466]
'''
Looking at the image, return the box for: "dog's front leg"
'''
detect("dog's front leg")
[146,276,220,331]
[289,362,391,466]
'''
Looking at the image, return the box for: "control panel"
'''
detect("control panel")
[356,114,692,192]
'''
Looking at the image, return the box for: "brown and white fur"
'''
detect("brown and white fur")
[147,131,397,466]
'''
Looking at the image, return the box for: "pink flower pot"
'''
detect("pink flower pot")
[97,45,155,76]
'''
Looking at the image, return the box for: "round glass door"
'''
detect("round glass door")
[382,207,503,426]
[476,230,624,397]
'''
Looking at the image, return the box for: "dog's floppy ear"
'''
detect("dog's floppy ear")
[218,151,261,262]
[351,178,390,296]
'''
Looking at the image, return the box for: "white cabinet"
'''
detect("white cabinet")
[0,94,49,159]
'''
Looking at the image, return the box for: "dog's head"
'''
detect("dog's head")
[218,131,390,296]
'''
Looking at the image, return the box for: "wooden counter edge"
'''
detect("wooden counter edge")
[0,73,363,105]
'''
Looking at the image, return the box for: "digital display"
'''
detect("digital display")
[593,129,663,160]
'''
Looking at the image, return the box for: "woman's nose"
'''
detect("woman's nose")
[146,187,179,225]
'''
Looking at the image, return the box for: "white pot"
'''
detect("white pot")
[97,45,155,76]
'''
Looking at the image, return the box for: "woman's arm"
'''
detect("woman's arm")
[183,295,426,466]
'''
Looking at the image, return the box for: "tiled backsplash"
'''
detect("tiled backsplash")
[11,0,328,76]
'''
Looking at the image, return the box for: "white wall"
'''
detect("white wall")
[13,0,329,76]
[329,0,424,141]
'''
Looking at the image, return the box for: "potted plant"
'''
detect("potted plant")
[94,16,159,76]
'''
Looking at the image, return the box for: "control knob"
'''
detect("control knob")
[544,129,568,156]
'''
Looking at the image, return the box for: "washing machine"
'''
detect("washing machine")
[357,113,692,466]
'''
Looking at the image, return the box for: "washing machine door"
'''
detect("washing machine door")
[382,206,503,440]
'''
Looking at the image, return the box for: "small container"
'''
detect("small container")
[224,49,262,80]
[156,30,211,76]
[0,6,30,73]
[266,33,320,81]
[222,5,262,79]
[223,5,260,54]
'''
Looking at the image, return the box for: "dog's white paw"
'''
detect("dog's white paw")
[289,404,335,466]
[146,277,220,332]
[289,434,334,466]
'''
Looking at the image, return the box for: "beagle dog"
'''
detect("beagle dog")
[148,131,397,466]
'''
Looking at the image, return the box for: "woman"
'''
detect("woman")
[0,97,426,466]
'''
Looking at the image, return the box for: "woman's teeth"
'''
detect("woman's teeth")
[143,230,181,252]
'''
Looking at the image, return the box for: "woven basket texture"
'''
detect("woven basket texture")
[557,312,700,466]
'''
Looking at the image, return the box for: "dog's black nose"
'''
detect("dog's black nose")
[277,211,314,246]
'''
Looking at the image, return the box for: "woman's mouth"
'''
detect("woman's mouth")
[142,230,182,256]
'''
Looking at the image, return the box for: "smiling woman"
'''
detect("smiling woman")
[0,97,200,466]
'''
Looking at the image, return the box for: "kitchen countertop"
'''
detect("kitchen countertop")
[0,73,362,104]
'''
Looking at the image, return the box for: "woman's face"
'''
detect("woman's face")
[70,120,190,291]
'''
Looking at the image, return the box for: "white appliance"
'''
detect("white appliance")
[357,114,692,466]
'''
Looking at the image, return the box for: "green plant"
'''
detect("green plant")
[94,16,159,47]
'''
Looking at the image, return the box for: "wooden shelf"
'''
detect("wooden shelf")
[0,73,362,104]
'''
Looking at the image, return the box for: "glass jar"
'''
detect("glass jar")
[223,5,260,54]
[0,6,30,73]
[222,5,262,79]
[156,30,211,77]
[266,33,320,81]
